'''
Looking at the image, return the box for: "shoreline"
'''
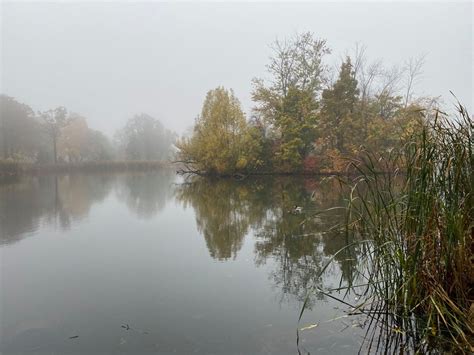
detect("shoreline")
[176,169,405,179]
[0,160,172,177]
[0,160,404,178]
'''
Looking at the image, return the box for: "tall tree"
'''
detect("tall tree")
[57,114,89,162]
[40,106,69,163]
[252,32,329,126]
[274,86,319,171]
[116,113,175,161]
[177,87,263,175]
[0,95,38,160]
[403,55,425,108]
[58,114,113,162]
[320,57,360,153]
[252,33,329,171]
[262,32,329,97]
[84,130,113,161]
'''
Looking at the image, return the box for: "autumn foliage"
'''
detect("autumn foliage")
[179,34,428,176]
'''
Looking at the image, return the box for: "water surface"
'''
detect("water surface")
[0,172,364,354]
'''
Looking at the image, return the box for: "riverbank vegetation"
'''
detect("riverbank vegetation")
[176,88,264,175]
[0,95,176,175]
[178,33,430,175]
[299,102,473,352]
[2,30,471,351]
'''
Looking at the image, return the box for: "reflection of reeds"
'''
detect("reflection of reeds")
[0,160,170,176]
[299,102,473,353]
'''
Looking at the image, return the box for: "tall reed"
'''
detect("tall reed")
[348,103,472,352]
[299,103,473,353]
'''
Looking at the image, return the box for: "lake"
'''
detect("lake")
[0,171,365,354]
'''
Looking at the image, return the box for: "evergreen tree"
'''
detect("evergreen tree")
[274,86,318,171]
[320,57,360,153]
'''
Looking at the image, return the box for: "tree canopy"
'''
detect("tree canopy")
[177,87,263,175]
[1,33,430,174]
[0,95,175,164]
[115,113,175,161]
[0,95,39,161]
[178,34,429,175]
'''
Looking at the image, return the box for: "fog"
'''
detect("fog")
[2,1,472,136]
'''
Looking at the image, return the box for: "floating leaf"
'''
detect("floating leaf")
[300,323,318,331]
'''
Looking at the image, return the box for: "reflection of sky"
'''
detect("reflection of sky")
[1,173,365,354]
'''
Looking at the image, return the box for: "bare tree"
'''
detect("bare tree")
[351,42,366,79]
[351,44,383,102]
[403,54,426,108]
[267,38,296,97]
[378,64,405,98]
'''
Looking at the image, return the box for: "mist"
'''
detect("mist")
[2,1,472,136]
[1,2,473,354]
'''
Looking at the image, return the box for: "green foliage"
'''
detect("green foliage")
[319,57,360,153]
[175,176,353,301]
[1,35,431,174]
[254,32,330,99]
[178,87,263,175]
[186,39,429,175]
[314,56,427,172]
[274,87,319,171]
[251,33,328,172]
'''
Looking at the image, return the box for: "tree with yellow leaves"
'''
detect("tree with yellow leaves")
[177,87,263,175]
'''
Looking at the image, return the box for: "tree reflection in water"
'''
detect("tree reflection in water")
[1,173,360,306]
[175,177,271,260]
[175,176,360,304]
[116,170,175,219]
[0,174,116,245]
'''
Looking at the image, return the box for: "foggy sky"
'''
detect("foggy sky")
[1,1,472,136]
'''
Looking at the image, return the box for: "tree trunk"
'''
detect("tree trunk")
[1,119,8,159]
[53,135,58,164]
[2,134,7,159]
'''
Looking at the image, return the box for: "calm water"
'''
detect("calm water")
[0,171,365,354]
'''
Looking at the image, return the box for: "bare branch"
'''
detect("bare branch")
[403,54,426,108]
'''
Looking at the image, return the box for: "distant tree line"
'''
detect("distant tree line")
[178,33,433,175]
[0,96,176,164]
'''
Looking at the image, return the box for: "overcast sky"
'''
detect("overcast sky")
[1,1,472,136]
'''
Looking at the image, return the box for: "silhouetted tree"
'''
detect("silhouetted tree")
[40,106,69,163]
[0,95,38,160]
[116,113,175,161]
